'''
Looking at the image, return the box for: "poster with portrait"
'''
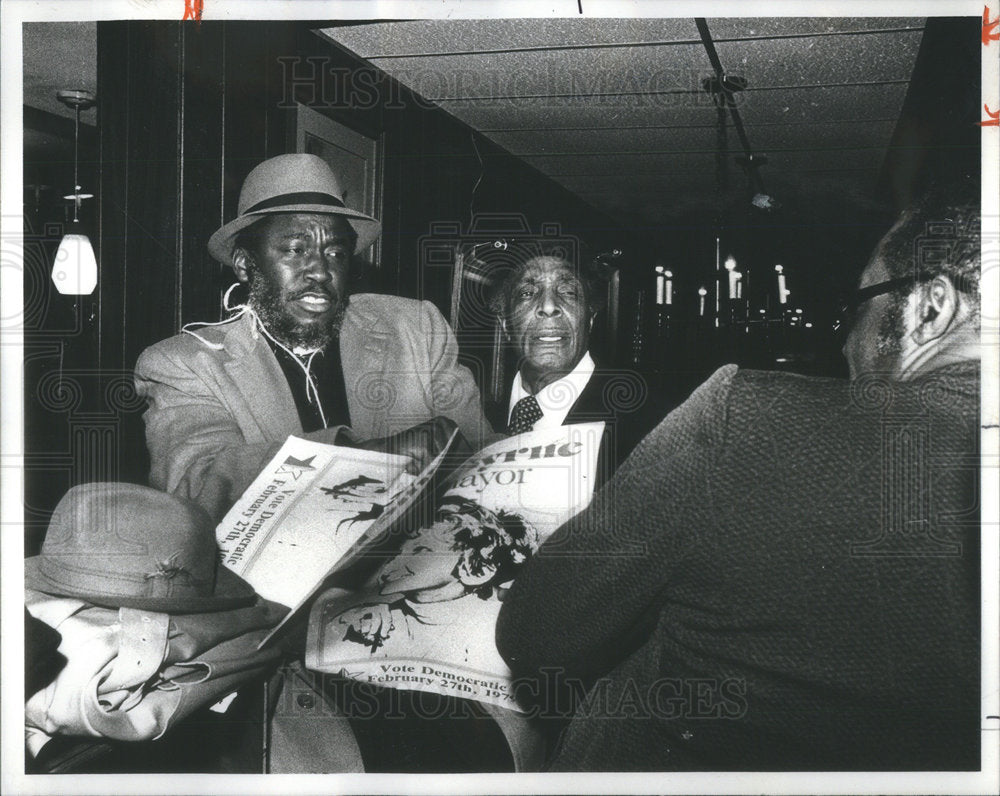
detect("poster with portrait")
[305,422,604,711]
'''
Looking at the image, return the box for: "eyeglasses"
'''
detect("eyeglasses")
[834,275,929,336]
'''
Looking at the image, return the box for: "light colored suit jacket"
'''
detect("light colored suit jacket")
[134,293,494,519]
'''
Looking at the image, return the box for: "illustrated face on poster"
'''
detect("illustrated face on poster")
[375,499,539,601]
[376,522,466,597]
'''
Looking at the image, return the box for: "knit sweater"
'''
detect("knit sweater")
[496,363,981,771]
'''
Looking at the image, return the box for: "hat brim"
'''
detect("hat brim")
[25,556,258,614]
[207,204,381,268]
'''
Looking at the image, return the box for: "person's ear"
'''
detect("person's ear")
[910,275,958,346]
[231,248,252,285]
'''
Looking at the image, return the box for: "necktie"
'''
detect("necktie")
[508,395,543,435]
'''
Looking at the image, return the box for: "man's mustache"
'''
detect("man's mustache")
[287,286,342,302]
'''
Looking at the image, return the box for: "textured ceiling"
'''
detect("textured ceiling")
[22,22,97,121]
[320,17,925,226]
[19,18,927,232]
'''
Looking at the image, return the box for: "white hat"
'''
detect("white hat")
[207,153,381,267]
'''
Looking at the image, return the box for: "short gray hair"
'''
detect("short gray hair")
[880,184,980,304]
[489,239,613,319]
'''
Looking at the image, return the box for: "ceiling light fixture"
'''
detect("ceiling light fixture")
[51,89,97,295]
[696,19,779,212]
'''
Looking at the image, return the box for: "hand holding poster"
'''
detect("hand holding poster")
[305,422,604,711]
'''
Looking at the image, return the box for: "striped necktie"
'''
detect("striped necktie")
[508,394,543,435]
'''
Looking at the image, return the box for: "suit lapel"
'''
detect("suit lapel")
[339,296,390,436]
[561,370,619,487]
[222,315,302,437]
[341,297,390,358]
[564,370,609,423]
[488,381,514,432]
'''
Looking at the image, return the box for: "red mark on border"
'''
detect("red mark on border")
[183,0,204,22]
[984,5,999,44]
[979,104,1000,127]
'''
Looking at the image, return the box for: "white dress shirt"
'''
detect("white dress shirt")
[507,352,596,430]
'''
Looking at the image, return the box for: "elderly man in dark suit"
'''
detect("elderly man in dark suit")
[497,186,983,771]
[490,241,657,477]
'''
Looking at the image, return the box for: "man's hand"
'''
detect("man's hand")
[354,416,466,474]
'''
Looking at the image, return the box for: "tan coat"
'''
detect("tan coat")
[135,293,494,519]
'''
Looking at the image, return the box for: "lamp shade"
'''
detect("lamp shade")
[51,232,97,295]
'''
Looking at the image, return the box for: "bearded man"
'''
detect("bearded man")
[135,154,493,520]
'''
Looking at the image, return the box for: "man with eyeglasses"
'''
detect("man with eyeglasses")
[840,213,980,381]
[497,185,983,771]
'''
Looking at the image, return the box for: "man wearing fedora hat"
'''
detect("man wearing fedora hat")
[135,154,493,521]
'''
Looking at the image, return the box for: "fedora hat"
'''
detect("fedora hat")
[26,483,256,613]
[207,153,381,267]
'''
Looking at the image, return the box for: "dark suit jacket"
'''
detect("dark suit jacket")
[490,364,662,482]
[497,363,981,771]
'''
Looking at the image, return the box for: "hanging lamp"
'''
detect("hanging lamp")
[51,89,97,296]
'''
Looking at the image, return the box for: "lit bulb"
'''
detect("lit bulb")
[52,233,98,295]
